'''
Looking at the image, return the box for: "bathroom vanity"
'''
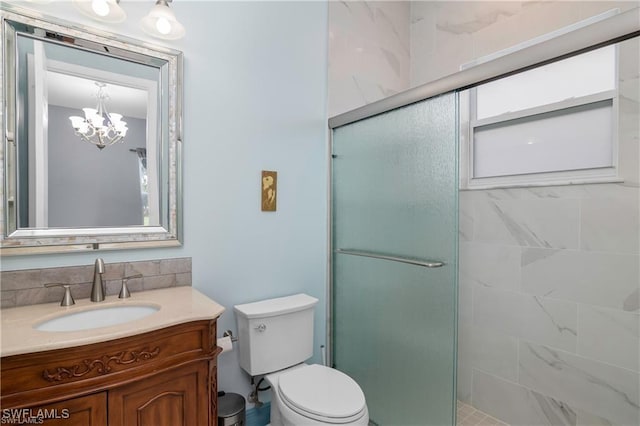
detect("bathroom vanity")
[0,287,225,426]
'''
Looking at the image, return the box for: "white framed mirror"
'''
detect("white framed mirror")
[1,6,183,255]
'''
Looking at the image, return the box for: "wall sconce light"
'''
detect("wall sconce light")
[73,0,126,23]
[140,0,185,40]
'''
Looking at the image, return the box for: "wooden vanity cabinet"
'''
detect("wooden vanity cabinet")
[108,360,209,426]
[29,393,107,426]
[1,320,220,426]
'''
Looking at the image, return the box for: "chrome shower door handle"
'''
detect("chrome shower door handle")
[335,249,444,268]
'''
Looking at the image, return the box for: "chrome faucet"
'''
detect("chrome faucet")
[91,258,106,302]
[119,274,142,299]
[44,283,76,307]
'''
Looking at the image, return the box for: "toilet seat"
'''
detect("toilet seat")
[277,364,366,424]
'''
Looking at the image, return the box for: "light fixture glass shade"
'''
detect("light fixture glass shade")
[69,116,90,134]
[73,0,126,23]
[140,1,185,40]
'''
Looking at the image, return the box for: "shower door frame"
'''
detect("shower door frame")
[326,3,640,385]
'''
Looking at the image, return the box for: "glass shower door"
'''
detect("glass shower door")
[332,93,458,425]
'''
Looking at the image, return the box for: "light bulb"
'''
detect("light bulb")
[155,17,172,35]
[140,2,185,39]
[74,0,126,23]
[91,0,110,17]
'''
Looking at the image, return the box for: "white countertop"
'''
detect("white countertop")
[0,287,225,357]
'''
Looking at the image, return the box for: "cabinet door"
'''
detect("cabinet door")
[34,392,107,426]
[108,361,210,426]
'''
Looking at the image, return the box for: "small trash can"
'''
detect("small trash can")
[218,392,246,426]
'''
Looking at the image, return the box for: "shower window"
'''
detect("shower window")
[461,11,622,189]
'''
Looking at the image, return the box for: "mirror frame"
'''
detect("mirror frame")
[1,5,183,255]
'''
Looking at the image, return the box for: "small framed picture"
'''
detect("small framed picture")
[261,171,277,211]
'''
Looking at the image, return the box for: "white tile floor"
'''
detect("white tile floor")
[367,402,509,426]
[457,401,509,426]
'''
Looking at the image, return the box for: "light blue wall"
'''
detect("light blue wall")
[2,0,329,406]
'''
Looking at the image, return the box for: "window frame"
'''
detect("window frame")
[460,10,623,190]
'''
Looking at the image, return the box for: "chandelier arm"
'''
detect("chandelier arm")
[82,134,100,146]
[74,129,96,145]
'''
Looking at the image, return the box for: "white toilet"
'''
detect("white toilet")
[234,294,369,426]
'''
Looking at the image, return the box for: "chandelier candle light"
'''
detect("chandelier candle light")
[69,82,128,150]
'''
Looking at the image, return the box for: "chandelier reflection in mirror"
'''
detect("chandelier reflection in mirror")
[68,82,128,150]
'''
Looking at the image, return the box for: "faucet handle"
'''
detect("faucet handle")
[44,283,75,307]
[119,274,143,299]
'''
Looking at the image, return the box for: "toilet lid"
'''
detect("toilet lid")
[278,364,366,421]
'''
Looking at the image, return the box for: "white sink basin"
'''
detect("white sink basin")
[35,305,160,332]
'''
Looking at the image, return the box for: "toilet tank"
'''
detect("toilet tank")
[234,293,318,376]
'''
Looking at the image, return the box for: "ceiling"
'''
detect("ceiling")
[47,71,148,119]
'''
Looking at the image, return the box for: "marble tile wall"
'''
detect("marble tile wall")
[447,3,640,425]
[409,1,640,86]
[458,184,640,425]
[329,1,640,115]
[328,1,410,117]
[0,257,192,308]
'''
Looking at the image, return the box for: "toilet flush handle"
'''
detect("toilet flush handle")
[255,324,267,332]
